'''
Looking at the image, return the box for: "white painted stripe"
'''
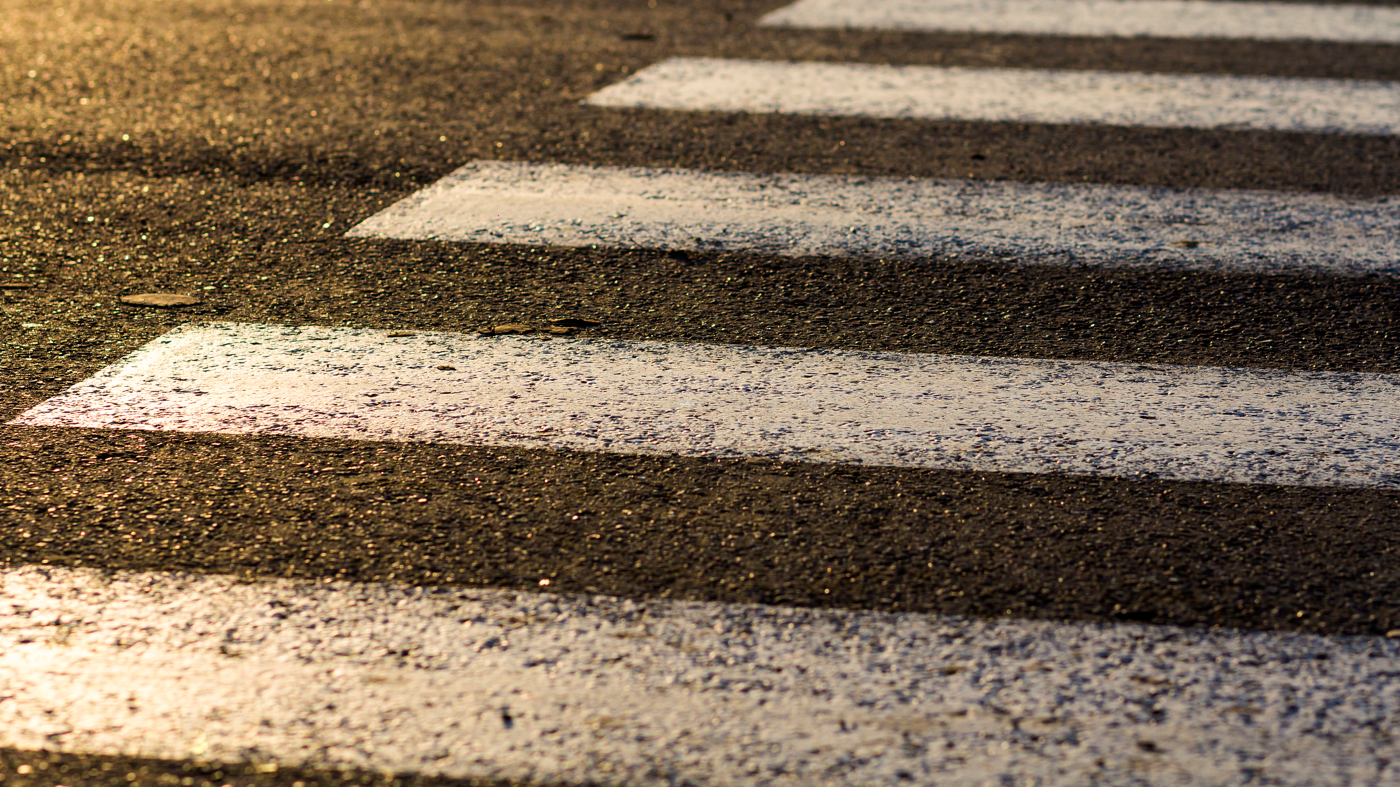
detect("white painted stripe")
[4,565,1398,784]
[345,160,1400,276]
[760,0,1400,43]
[12,322,1400,489]
[584,58,1400,136]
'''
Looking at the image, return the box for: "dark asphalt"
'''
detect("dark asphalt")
[4,0,1400,783]
[4,427,1400,636]
[5,0,1400,193]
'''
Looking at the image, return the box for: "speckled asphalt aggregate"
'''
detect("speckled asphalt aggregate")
[3,0,1400,783]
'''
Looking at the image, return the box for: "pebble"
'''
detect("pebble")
[549,318,601,328]
[483,324,534,336]
[119,293,201,308]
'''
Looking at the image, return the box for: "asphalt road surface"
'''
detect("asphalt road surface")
[3,0,1400,784]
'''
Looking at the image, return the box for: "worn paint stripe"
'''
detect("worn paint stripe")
[344,160,1400,275]
[10,322,1400,489]
[583,58,1400,136]
[2,565,1398,784]
[759,0,1400,43]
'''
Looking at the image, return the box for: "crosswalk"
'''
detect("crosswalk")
[4,566,1399,785]
[585,58,1400,135]
[759,0,1400,42]
[347,160,1400,274]
[13,321,1400,488]
[6,0,1400,784]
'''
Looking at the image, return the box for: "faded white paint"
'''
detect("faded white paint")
[12,322,1400,489]
[1,566,1397,785]
[760,0,1400,43]
[584,58,1400,136]
[345,160,1400,275]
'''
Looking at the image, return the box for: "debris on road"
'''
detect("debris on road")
[118,293,201,308]
[481,323,535,336]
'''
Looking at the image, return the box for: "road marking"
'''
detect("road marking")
[12,322,1400,489]
[4,565,1398,784]
[584,58,1400,136]
[346,160,1400,275]
[760,0,1400,43]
